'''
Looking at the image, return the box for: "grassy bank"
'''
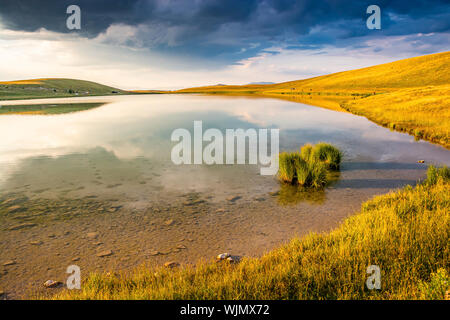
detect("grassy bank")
[341,85,450,148]
[51,166,449,300]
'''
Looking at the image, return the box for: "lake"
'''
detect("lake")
[0,94,449,298]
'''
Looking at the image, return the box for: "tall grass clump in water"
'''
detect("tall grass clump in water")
[51,166,450,300]
[278,152,300,183]
[294,157,311,186]
[300,143,313,160]
[308,160,327,188]
[278,143,341,188]
[312,142,343,170]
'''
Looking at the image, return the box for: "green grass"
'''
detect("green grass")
[425,165,450,186]
[0,103,105,115]
[278,152,301,183]
[50,166,450,300]
[0,78,127,101]
[278,143,342,188]
[311,142,343,170]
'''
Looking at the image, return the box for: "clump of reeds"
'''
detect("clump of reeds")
[278,152,300,183]
[278,142,342,188]
[311,142,343,170]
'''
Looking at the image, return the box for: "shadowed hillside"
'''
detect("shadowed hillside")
[0,78,126,100]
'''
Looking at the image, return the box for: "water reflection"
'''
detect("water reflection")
[0,94,449,200]
[276,171,341,206]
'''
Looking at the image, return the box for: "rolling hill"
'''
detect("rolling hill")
[178,51,450,94]
[0,78,126,100]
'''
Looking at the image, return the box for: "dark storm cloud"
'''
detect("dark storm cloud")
[0,0,449,56]
[0,0,156,35]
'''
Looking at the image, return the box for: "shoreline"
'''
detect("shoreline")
[47,167,450,300]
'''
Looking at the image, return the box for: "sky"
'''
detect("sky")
[0,0,449,90]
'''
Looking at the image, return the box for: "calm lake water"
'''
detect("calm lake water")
[0,94,449,298]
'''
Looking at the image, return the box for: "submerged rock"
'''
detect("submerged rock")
[87,232,99,239]
[6,205,24,214]
[9,223,36,231]
[2,196,28,206]
[226,196,242,203]
[108,206,121,213]
[184,199,206,206]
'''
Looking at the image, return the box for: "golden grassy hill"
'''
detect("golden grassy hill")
[178,51,449,94]
[266,51,450,92]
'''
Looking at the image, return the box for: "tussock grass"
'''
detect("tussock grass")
[311,143,343,170]
[299,143,313,160]
[51,166,450,300]
[278,152,300,183]
[278,143,342,188]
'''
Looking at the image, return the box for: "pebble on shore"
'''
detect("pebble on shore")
[164,261,180,268]
[96,250,113,257]
[2,260,16,267]
[43,280,62,288]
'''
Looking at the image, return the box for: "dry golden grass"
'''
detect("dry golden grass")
[342,85,450,148]
[0,79,45,85]
[265,51,450,93]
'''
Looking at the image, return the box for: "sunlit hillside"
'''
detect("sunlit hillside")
[178,51,450,94]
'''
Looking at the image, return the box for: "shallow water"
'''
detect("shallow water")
[0,94,449,298]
